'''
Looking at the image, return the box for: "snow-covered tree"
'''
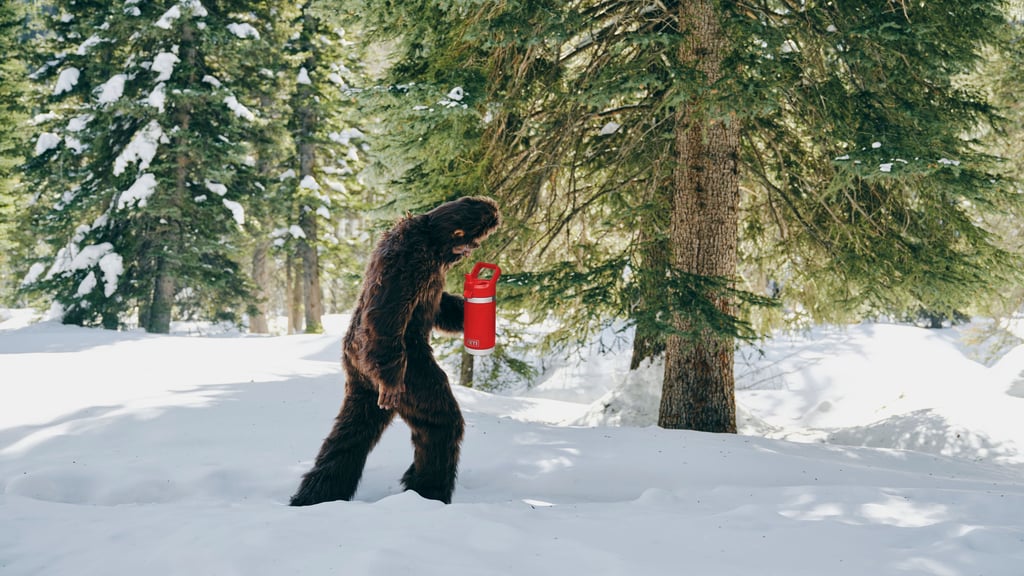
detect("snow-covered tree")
[21,0,271,332]
[212,2,300,334]
[279,0,370,333]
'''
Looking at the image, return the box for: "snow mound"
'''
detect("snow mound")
[572,357,661,427]
[566,322,1024,465]
[827,408,1021,464]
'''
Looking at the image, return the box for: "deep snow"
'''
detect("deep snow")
[1,308,1022,575]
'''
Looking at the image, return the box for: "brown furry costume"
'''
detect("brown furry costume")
[290,196,501,505]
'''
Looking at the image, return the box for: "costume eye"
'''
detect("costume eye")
[452,229,465,239]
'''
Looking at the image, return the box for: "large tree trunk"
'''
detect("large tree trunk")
[659,0,740,433]
[147,262,175,334]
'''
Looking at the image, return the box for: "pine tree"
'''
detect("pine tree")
[733,1,1021,327]
[21,0,270,332]
[977,1,1024,318]
[279,0,370,333]
[354,0,1022,431]
[221,1,301,334]
[0,0,32,303]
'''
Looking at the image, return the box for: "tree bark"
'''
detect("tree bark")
[147,262,175,334]
[299,208,323,333]
[287,252,303,334]
[138,295,151,332]
[659,0,740,433]
[630,318,666,370]
[249,239,270,334]
[630,220,669,370]
[460,348,475,387]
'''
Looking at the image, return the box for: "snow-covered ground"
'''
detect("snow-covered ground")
[2,308,1023,575]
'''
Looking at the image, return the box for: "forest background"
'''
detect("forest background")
[2,0,1024,432]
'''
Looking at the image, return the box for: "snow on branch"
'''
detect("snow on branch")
[53,68,80,95]
[114,121,167,176]
[117,173,158,210]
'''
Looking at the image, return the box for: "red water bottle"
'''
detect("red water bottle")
[463,262,501,356]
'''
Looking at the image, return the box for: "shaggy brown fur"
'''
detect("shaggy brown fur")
[290,196,501,505]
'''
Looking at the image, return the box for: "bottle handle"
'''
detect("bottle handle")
[469,262,501,286]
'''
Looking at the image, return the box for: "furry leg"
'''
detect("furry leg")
[398,386,465,504]
[290,388,394,506]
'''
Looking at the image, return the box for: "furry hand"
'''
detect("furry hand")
[378,384,405,410]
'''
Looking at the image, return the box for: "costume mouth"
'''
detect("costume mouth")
[452,243,478,257]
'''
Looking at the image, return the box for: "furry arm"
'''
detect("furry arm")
[434,292,465,334]
[360,272,413,400]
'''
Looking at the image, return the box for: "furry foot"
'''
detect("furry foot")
[289,465,358,506]
[400,463,454,504]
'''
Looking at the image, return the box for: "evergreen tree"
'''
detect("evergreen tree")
[21,0,273,332]
[358,0,1021,431]
[280,0,370,333]
[223,2,301,334]
[977,0,1024,318]
[0,0,32,304]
